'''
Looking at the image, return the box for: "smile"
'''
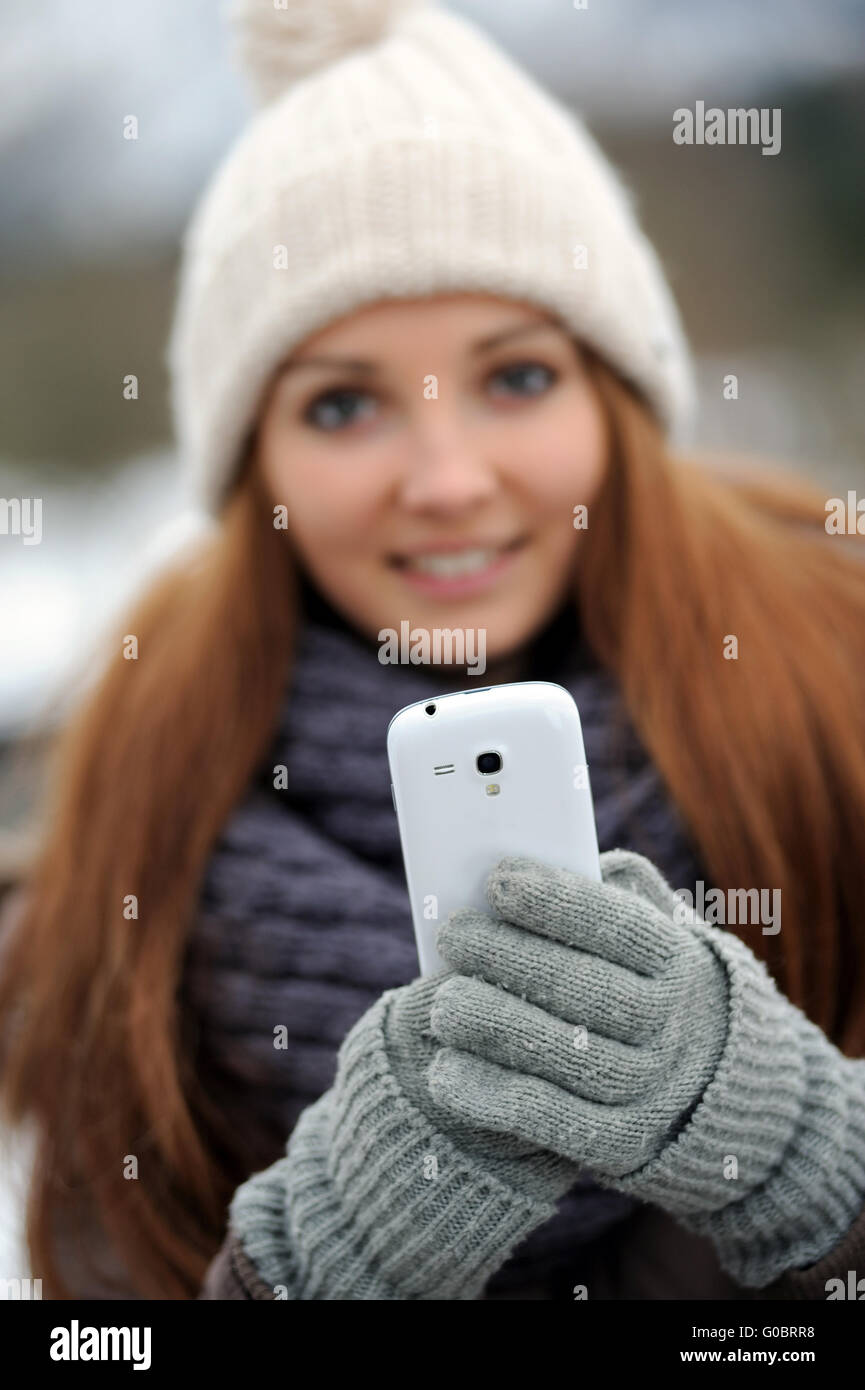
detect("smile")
[388,536,527,595]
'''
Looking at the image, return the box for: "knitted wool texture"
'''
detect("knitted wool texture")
[230,849,865,1296]
[167,0,695,513]
[231,977,576,1299]
[429,851,865,1288]
[184,590,687,1296]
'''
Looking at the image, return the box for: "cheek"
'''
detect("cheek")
[502,394,608,514]
[260,442,385,548]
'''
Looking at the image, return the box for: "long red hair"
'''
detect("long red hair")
[2,352,865,1298]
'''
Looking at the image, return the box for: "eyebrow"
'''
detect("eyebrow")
[277,320,565,379]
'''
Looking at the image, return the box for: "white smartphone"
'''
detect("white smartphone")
[386,680,601,976]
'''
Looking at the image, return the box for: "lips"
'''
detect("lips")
[387,535,527,597]
[389,536,526,576]
[402,547,501,578]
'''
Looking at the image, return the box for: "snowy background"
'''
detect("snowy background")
[0,0,864,1294]
[1,0,864,744]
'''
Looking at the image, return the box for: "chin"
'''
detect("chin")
[480,623,540,665]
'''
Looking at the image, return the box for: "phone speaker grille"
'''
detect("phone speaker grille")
[433,764,455,775]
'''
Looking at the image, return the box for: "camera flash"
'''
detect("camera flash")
[485,783,500,796]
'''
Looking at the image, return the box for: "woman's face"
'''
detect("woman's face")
[254,293,608,663]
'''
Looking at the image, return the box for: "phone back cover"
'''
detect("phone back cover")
[387,681,601,975]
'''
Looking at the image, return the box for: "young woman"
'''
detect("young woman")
[3,0,865,1302]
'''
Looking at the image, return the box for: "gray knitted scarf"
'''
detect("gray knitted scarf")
[180,584,710,1297]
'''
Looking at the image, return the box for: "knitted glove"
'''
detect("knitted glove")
[226,970,578,1300]
[429,849,865,1288]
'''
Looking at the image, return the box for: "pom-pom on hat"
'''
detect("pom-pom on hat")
[167,0,696,514]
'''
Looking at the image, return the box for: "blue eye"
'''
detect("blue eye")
[488,362,557,398]
[304,389,377,432]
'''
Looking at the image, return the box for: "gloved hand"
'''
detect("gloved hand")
[429,849,865,1287]
[225,968,577,1300]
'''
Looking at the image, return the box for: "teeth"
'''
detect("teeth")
[407,548,498,577]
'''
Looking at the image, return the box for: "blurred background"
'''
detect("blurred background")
[1,0,864,877]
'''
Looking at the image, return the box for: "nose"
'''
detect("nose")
[395,412,499,516]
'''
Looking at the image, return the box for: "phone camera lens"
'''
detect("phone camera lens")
[425,704,436,716]
[476,751,502,775]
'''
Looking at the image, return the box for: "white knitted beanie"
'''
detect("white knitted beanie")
[167,0,696,514]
